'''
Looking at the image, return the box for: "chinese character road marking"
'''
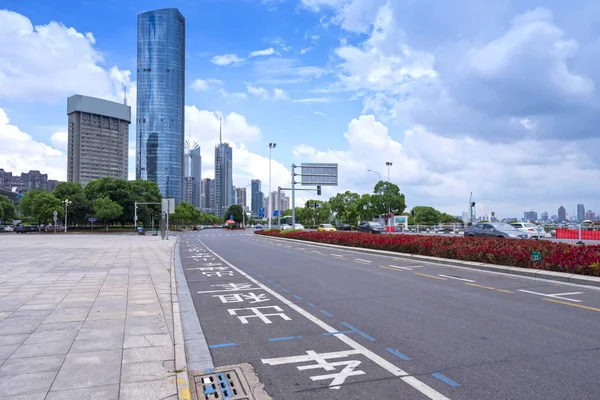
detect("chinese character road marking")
[227,306,291,324]
[262,350,365,389]
[213,293,270,304]
[202,271,235,277]
[197,283,261,294]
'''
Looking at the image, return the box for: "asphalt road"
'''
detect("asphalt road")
[178,230,600,400]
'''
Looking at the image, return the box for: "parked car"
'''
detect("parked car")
[255,224,263,230]
[294,224,305,231]
[318,224,336,232]
[281,224,293,230]
[336,223,351,231]
[464,222,529,239]
[357,221,386,234]
[14,225,38,233]
[510,222,551,238]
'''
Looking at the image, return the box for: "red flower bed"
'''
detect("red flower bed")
[255,230,600,276]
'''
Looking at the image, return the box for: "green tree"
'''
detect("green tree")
[31,192,63,224]
[371,181,406,224]
[93,197,123,231]
[85,178,133,225]
[19,189,45,217]
[53,182,90,226]
[356,193,375,222]
[225,205,244,225]
[130,180,162,227]
[329,191,360,224]
[409,206,441,225]
[172,202,197,227]
[0,196,17,222]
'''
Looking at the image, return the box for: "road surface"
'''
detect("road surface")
[178,230,600,400]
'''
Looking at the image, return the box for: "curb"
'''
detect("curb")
[256,234,600,288]
[170,238,192,400]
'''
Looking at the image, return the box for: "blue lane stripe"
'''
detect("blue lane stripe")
[432,373,461,387]
[205,368,215,373]
[292,295,304,300]
[282,289,290,293]
[267,280,274,283]
[340,322,376,341]
[386,347,412,361]
[275,284,281,287]
[257,275,265,279]
[306,302,316,307]
[209,342,236,349]
[267,335,302,342]
[319,310,334,317]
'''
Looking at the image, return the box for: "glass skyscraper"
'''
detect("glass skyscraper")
[136,8,185,203]
[215,142,233,218]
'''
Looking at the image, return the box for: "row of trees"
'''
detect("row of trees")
[18,178,162,228]
[171,202,224,227]
[0,196,17,223]
[279,181,459,227]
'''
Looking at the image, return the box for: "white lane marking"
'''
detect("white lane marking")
[387,265,413,271]
[355,258,372,263]
[198,240,450,400]
[438,275,476,283]
[518,290,583,303]
[330,254,344,258]
[312,250,323,253]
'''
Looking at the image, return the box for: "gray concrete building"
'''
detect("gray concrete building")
[67,94,131,186]
[201,178,216,215]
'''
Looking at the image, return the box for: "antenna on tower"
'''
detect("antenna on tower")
[219,118,222,143]
[123,84,127,105]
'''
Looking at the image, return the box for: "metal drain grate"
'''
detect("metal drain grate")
[196,370,248,399]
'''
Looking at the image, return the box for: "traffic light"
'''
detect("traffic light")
[317,185,321,195]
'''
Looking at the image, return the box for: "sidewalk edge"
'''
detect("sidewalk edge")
[171,238,192,400]
[255,234,600,288]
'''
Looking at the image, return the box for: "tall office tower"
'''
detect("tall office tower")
[281,195,290,211]
[201,178,216,214]
[558,206,566,222]
[136,8,186,203]
[184,143,201,207]
[214,122,233,217]
[67,95,131,186]
[235,187,247,207]
[251,179,262,216]
[577,204,585,222]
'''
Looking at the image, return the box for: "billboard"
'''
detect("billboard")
[300,163,338,186]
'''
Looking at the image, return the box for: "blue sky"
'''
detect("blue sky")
[1,0,600,218]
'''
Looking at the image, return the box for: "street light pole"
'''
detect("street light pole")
[386,161,393,182]
[385,162,393,233]
[268,143,276,229]
[62,199,71,233]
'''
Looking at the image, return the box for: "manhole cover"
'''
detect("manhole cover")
[191,363,270,400]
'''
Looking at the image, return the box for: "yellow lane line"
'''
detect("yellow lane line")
[544,298,600,312]
[465,283,496,290]
[380,266,405,272]
[465,283,513,294]
[415,273,447,280]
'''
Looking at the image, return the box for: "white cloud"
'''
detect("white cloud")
[185,106,261,143]
[250,47,275,57]
[293,97,331,103]
[300,47,312,54]
[211,53,244,66]
[0,10,133,104]
[217,88,248,99]
[191,78,222,92]
[0,108,66,181]
[293,114,600,217]
[50,132,68,151]
[246,85,289,100]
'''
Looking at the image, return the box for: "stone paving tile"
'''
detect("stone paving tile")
[0,235,177,399]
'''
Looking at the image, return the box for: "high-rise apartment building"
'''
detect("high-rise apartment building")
[577,204,585,222]
[235,187,247,207]
[201,178,215,214]
[251,179,263,216]
[541,211,548,221]
[214,125,233,217]
[558,206,566,222]
[0,169,57,193]
[66,95,130,186]
[136,8,186,203]
[523,210,537,221]
[184,146,201,207]
[585,210,596,221]
[281,195,290,211]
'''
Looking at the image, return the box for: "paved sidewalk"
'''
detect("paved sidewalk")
[0,234,179,399]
